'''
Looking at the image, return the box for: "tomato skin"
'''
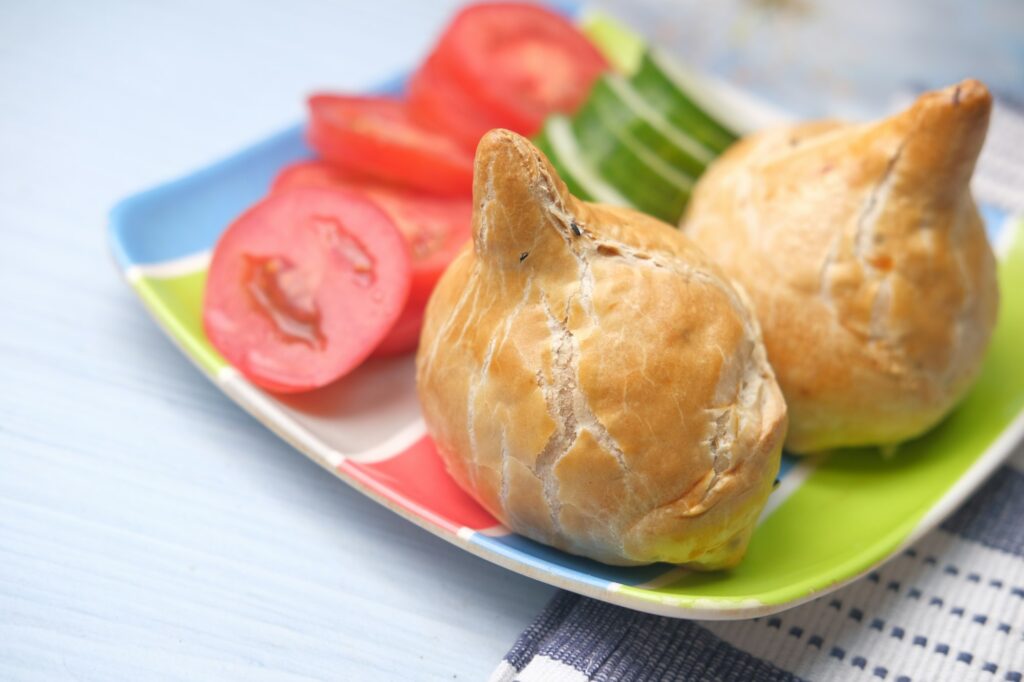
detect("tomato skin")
[270,159,351,192]
[407,53,505,151]
[427,2,608,136]
[203,186,412,392]
[370,299,427,357]
[363,178,470,356]
[271,161,472,356]
[307,95,474,196]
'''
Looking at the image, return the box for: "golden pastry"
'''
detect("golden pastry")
[683,80,998,453]
[417,130,787,567]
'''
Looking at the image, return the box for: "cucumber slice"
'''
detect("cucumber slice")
[533,127,593,202]
[579,10,645,75]
[631,49,740,154]
[582,74,715,178]
[572,85,692,223]
[535,116,634,209]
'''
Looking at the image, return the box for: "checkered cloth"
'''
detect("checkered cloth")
[491,99,1024,682]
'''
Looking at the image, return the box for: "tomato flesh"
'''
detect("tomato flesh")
[270,159,351,192]
[307,95,474,196]
[272,161,472,355]
[244,254,326,347]
[408,53,505,151]
[204,186,411,392]
[428,3,608,136]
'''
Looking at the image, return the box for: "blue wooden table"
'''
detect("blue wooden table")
[2,1,1020,679]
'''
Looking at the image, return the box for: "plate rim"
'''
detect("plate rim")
[107,62,1024,619]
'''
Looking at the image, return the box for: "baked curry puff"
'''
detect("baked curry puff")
[416,130,787,568]
[684,80,998,454]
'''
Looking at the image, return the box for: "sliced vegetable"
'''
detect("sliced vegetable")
[271,159,350,192]
[203,187,411,392]
[532,126,593,201]
[630,49,739,154]
[272,160,472,355]
[571,76,695,222]
[307,95,474,196]
[579,10,646,75]
[407,53,506,151]
[535,116,634,208]
[204,4,751,389]
[429,2,609,136]
[582,74,715,177]
[571,108,691,223]
[356,187,470,365]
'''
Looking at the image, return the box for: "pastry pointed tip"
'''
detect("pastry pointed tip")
[473,128,540,188]
[949,79,992,110]
[474,128,522,163]
[473,127,570,216]
[912,79,991,125]
[471,129,572,259]
[474,128,565,192]
[888,79,992,198]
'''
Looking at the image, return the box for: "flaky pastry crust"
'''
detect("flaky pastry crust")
[683,80,999,453]
[417,130,787,567]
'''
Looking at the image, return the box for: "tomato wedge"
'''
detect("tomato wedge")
[204,186,412,392]
[407,53,505,151]
[272,161,472,355]
[307,95,474,196]
[427,3,608,136]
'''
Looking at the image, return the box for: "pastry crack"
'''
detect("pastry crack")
[536,292,637,555]
[850,140,907,342]
[470,275,533,502]
[853,141,905,269]
[534,293,579,541]
[587,235,771,510]
[591,235,762,346]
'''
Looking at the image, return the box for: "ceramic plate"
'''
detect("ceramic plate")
[108,13,1024,619]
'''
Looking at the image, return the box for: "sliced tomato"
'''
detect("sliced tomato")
[272,160,472,355]
[407,53,505,151]
[370,299,427,357]
[307,95,474,196]
[427,3,608,136]
[203,186,411,392]
[270,159,351,192]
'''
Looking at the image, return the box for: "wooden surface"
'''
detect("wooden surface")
[0,2,555,680]
[2,0,1020,680]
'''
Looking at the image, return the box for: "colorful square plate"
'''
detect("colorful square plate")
[108,15,1024,619]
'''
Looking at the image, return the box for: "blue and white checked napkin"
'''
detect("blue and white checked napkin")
[491,99,1024,682]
